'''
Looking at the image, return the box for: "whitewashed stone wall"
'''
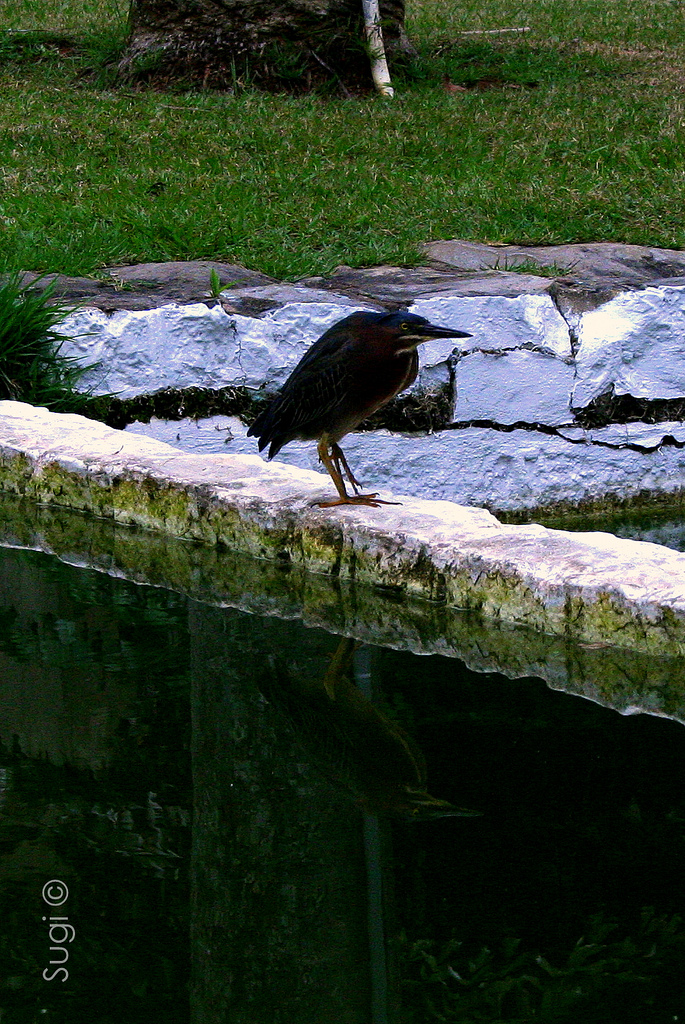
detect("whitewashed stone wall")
[55,283,685,513]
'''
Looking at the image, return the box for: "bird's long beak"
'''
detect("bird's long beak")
[420,322,472,340]
[403,788,483,820]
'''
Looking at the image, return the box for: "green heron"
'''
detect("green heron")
[247,310,471,507]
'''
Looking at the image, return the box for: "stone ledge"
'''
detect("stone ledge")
[1,400,684,658]
[423,240,685,292]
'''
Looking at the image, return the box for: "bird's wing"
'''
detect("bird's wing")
[256,355,352,451]
[287,319,357,373]
[277,310,383,379]
[249,325,361,452]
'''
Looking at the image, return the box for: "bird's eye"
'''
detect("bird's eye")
[400,322,410,331]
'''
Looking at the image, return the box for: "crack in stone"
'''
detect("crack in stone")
[94,383,685,459]
[609,434,685,455]
[574,389,685,429]
[227,315,247,385]
[457,342,574,363]
[447,419,685,455]
[549,288,581,351]
[449,419,563,437]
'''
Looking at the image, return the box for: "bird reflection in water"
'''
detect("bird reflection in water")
[265,636,480,820]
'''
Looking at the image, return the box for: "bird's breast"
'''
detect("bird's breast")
[356,347,418,412]
[322,343,419,442]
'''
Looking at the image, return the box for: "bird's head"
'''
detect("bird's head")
[373,311,471,353]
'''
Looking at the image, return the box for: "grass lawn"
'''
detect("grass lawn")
[1,0,684,280]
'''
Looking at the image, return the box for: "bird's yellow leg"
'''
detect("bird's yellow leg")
[314,437,400,508]
[316,436,350,501]
[330,443,363,493]
[330,442,400,504]
[321,636,358,700]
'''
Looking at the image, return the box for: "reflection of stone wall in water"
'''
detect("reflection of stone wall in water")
[2,531,685,1023]
[0,542,190,772]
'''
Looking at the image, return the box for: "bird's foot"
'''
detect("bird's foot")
[314,492,401,509]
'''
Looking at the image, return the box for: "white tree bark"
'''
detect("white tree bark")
[361,0,394,96]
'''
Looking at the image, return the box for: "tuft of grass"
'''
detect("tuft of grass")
[0,273,94,411]
[0,0,127,35]
[0,2,684,279]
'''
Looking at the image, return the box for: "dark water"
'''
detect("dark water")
[527,507,685,553]
[1,539,685,1024]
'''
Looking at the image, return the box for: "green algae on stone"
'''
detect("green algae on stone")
[1,495,684,725]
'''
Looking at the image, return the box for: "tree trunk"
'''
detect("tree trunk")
[120,0,408,92]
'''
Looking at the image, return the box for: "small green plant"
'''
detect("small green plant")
[208,268,223,298]
[0,273,92,411]
[128,45,167,78]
